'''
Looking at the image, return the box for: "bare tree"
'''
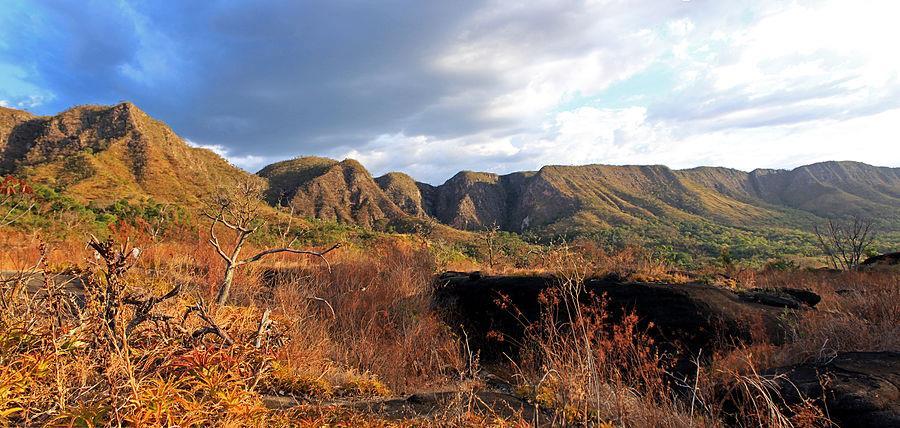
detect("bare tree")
[814,217,877,271]
[205,180,340,305]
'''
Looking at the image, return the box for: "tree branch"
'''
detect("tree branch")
[184,297,234,346]
[237,243,341,268]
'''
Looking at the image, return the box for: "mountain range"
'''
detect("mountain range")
[2,103,898,244]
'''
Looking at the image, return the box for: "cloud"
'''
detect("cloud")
[341,103,900,184]
[185,140,276,172]
[650,0,900,130]
[1,0,898,183]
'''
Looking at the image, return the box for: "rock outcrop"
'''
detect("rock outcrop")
[433,273,815,367]
[765,352,900,427]
[861,251,900,269]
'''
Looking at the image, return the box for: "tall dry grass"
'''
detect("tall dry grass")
[0,219,895,426]
[0,227,469,426]
[511,243,841,427]
[755,269,900,365]
[263,239,465,393]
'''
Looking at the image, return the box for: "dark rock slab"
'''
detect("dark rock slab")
[738,287,821,309]
[861,252,900,269]
[434,273,810,367]
[768,352,900,427]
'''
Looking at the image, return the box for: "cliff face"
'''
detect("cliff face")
[0,103,255,205]
[425,171,508,229]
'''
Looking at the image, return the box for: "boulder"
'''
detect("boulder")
[766,352,900,427]
[861,252,900,269]
[434,273,814,367]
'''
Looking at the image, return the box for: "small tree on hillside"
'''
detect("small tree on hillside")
[482,223,502,269]
[205,180,339,305]
[814,216,877,271]
[1,176,35,226]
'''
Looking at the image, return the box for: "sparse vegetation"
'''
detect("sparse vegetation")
[0,103,897,425]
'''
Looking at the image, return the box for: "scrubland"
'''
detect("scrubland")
[0,215,896,427]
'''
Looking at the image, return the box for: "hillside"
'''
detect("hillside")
[258,157,409,228]
[257,156,900,257]
[3,102,897,255]
[0,103,255,206]
[374,172,429,217]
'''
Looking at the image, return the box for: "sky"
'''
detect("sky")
[1,0,898,183]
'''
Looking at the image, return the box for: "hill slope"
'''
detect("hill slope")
[0,103,255,206]
[374,172,429,217]
[258,157,408,228]
[258,157,900,241]
[4,102,896,254]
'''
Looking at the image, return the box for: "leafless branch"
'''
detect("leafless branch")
[814,216,877,270]
[124,282,182,336]
[253,308,272,348]
[184,297,234,346]
[238,243,341,268]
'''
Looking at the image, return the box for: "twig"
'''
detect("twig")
[253,308,272,348]
[184,297,234,346]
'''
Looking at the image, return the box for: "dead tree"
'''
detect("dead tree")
[814,217,877,271]
[205,180,340,305]
[123,282,182,336]
[87,235,141,346]
[183,297,234,346]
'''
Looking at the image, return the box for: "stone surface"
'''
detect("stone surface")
[768,352,900,427]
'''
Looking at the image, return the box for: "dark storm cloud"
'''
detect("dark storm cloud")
[3,0,897,181]
[3,0,495,158]
[0,0,733,166]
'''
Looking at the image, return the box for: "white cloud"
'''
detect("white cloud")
[185,140,275,172]
[329,0,900,183]
[340,103,900,183]
[430,0,684,128]
[662,0,900,130]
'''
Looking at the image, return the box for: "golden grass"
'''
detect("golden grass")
[0,224,895,426]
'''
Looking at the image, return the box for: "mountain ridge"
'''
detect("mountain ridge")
[2,103,897,244]
[0,102,256,206]
[262,155,900,236]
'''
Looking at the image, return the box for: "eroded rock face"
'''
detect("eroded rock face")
[766,352,900,428]
[434,273,813,366]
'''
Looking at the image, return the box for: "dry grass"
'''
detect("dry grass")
[0,228,473,426]
[0,223,895,426]
[756,269,900,365]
